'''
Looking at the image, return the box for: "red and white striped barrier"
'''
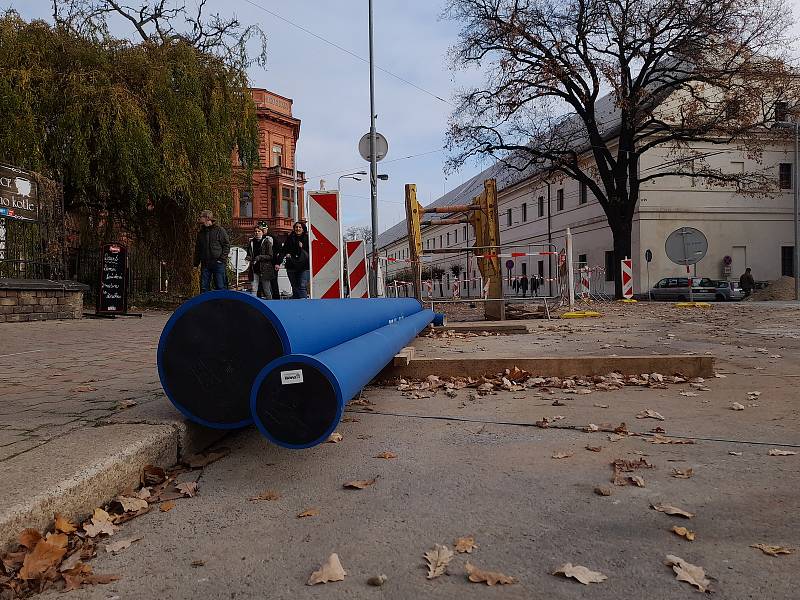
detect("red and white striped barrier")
[621,258,634,299]
[345,240,369,298]
[580,268,590,297]
[308,190,343,299]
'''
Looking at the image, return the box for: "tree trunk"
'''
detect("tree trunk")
[610,218,633,299]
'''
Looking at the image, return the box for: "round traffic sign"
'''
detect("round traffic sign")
[505,259,515,270]
[645,249,653,263]
[228,246,249,274]
[358,132,389,162]
[665,227,708,266]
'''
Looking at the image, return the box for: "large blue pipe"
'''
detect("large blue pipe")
[250,308,435,449]
[157,291,426,429]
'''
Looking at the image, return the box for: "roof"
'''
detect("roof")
[375,90,625,251]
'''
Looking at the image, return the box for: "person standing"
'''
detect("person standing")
[531,274,540,297]
[282,221,310,299]
[245,227,268,298]
[258,222,281,300]
[739,267,755,297]
[194,210,230,293]
[520,274,528,297]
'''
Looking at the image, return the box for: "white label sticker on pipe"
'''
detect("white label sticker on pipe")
[280,369,304,385]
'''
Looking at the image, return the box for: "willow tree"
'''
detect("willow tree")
[445,0,798,297]
[0,8,263,294]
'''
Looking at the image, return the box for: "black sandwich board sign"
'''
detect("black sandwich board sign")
[97,243,130,316]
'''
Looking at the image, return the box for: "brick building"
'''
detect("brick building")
[231,88,307,243]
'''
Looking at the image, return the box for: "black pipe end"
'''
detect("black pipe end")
[251,359,341,448]
[159,297,283,427]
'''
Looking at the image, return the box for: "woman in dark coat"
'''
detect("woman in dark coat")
[282,221,310,299]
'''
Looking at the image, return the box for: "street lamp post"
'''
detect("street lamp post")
[774,120,800,301]
[368,0,379,295]
[338,171,367,192]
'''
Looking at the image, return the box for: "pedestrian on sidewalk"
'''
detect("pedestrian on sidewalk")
[245,227,274,298]
[531,274,539,297]
[739,267,755,298]
[194,210,230,293]
[283,221,310,299]
[520,274,528,297]
[259,222,282,300]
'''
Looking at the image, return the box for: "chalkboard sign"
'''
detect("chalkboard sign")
[97,243,129,315]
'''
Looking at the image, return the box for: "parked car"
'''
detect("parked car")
[649,277,718,301]
[711,280,745,301]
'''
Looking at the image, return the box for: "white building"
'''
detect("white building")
[375,129,796,299]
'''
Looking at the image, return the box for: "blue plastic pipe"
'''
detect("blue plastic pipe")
[250,308,435,449]
[157,291,427,429]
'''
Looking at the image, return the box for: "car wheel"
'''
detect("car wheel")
[715,294,725,302]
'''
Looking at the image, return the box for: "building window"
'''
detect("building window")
[447,232,451,246]
[557,189,564,211]
[580,182,588,205]
[271,186,279,216]
[281,188,292,217]
[780,163,792,189]
[463,225,468,240]
[605,251,615,281]
[522,203,528,222]
[538,196,544,217]
[507,208,512,226]
[731,161,745,174]
[775,101,789,123]
[578,253,587,265]
[538,260,544,277]
[439,235,443,247]
[782,246,795,277]
[521,262,527,276]
[239,190,252,218]
[454,229,458,244]
[272,144,283,167]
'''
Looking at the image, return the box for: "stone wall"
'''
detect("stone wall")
[0,281,88,323]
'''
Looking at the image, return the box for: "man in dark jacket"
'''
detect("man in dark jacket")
[739,267,755,297]
[194,210,231,293]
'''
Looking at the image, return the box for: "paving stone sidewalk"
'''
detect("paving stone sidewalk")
[0,312,171,463]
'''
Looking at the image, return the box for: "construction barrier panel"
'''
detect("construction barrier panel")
[308,190,343,299]
[345,240,369,298]
[250,308,435,449]
[157,291,425,429]
[621,258,634,299]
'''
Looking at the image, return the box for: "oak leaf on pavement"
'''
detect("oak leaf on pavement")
[374,451,397,459]
[307,553,346,585]
[665,554,711,592]
[454,536,478,554]
[105,536,142,554]
[768,449,796,456]
[54,513,77,534]
[424,544,454,579]
[18,539,67,580]
[465,562,516,585]
[249,491,280,501]
[651,503,694,518]
[18,528,42,550]
[553,563,607,585]
[750,543,795,556]
[297,508,320,518]
[671,526,696,541]
[177,482,199,497]
[671,468,694,479]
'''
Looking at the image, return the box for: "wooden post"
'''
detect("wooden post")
[404,184,423,301]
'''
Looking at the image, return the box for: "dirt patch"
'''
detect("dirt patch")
[750,276,797,301]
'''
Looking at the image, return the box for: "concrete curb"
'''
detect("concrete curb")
[0,417,227,551]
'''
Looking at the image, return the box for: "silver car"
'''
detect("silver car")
[712,280,745,301]
[650,277,718,301]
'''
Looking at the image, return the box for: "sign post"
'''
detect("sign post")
[665,227,708,304]
[645,249,653,301]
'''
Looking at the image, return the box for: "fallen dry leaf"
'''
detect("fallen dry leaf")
[665,554,711,593]
[680,391,698,397]
[116,496,149,512]
[552,451,574,459]
[374,451,397,459]
[454,536,478,554]
[326,432,343,443]
[731,402,745,411]
[768,449,797,456]
[424,544,454,579]
[465,561,516,585]
[141,465,166,486]
[586,445,602,452]
[19,539,67,580]
[297,508,320,518]
[750,543,795,556]
[672,468,694,479]
[18,528,42,550]
[553,563,607,585]
[611,457,655,486]
[343,478,377,489]
[183,447,231,468]
[650,434,695,445]
[671,526,696,541]
[651,503,694,518]
[629,475,645,487]
[159,501,176,512]
[249,490,280,501]
[636,409,665,421]
[594,486,612,496]
[54,513,77,534]
[83,508,119,537]
[71,385,97,393]
[105,536,142,554]
[177,482,199,497]
[45,532,68,549]
[367,574,388,586]
[307,553,346,585]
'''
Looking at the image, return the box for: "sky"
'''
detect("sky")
[10,0,487,234]
[9,0,800,234]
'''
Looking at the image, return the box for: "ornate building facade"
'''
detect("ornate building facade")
[231,88,306,243]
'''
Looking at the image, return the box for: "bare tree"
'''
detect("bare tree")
[445,0,798,296]
[53,0,267,69]
[343,225,372,243]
